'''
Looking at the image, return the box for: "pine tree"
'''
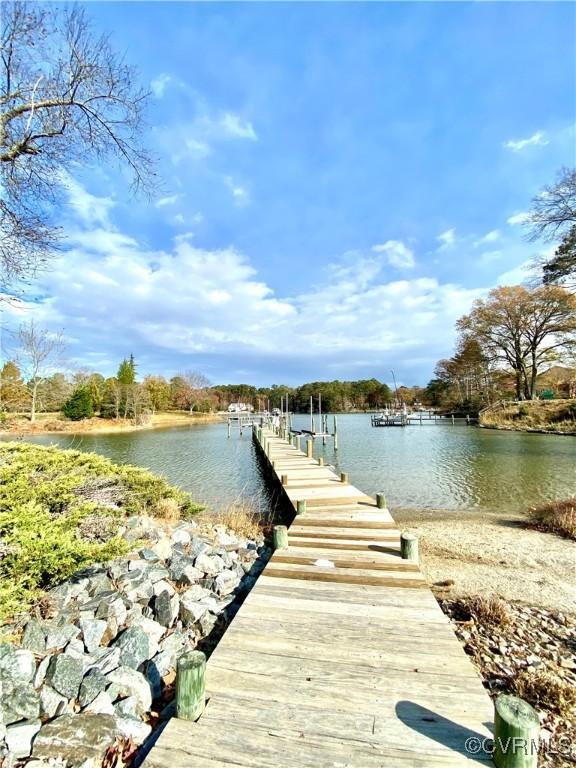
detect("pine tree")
[62,387,93,421]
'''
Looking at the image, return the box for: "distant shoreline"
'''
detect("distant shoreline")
[0,411,225,437]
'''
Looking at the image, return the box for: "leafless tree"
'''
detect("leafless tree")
[0,2,154,288]
[527,168,576,242]
[16,320,65,422]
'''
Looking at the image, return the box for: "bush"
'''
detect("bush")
[0,442,203,623]
[528,498,576,540]
[62,387,93,420]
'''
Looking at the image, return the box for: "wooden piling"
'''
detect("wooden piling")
[493,695,539,768]
[333,415,338,450]
[401,533,418,562]
[376,493,386,509]
[340,472,348,484]
[273,525,288,550]
[318,456,324,466]
[296,499,306,516]
[176,650,206,721]
[306,440,313,458]
[281,474,288,486]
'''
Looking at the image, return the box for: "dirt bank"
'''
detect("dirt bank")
[0,411,225,436]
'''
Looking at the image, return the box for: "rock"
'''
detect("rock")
[139,658,162,700]
[34,656,51,688]
[197,612,218,636]
[213,570,240,597]
[216,529,239,548]
[181,584,210,602]
[172,529,191,545]
[151,537,172,560]
[139,548,160,562]
[154,590,179,627]
[189,539,211,560]
[152,579,176,597]
[174,563,203,586]
[85,691,115,715]
[39,685,68,719]
[101,615,120,647]
[131,616,165,647]
[3,683,40,724]
[21,620,46,654]
[46,654,84,699]
[159,631,186,655]
[0,646,36,684]
[95,594,128,626]
[114,715,152,745]
[88,572,112,596]
[179,596,208,626]
[112,626,151,670]
[148,649,175,678]
[78,668,108,708]
[114,695,139,719]
[32,713,120,764]
[87,646,121,676]
[194,553,225,576]
[78,617,107,653]
[105,666,152,714]
[45,623,80,652]
[5,719,41,758]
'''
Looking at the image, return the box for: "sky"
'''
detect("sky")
[6,1,576,387]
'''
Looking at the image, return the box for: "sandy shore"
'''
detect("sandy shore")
[0,411,225,436]
[395,508,576,613]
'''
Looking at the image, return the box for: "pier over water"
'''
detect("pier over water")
[144,426,494,767]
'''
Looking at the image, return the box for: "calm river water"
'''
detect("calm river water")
[9,415,575,516]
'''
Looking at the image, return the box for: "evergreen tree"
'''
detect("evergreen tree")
[62,387,93,420]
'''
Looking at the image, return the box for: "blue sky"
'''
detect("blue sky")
[10,1,576,387]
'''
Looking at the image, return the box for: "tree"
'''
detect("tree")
[0,359,29,412]
[15,321,65,421]
[117,354,137,417]
[36,372,72,412]
[143,375,171,413]
[170,371,211,412]
[457,285,576,400]
[62,387,93,420]
[0,3,153,288]
[528,168,576,287]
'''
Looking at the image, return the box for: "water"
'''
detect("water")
[6,415,575,515]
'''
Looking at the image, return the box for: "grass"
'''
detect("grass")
[528,498,576,540]
[451,595,511,627]
[480,399,576,433]
[514,669,576,717]
[199,499,266,541]
[0,442,202,623]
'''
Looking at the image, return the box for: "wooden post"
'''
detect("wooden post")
[306,439,313,458]
[451,414,455,425]
[273,525,288,550]
[296,499,306,516]
[281,474,288,486]
[376,493,386,509]
[296,435,301,451]
[493,694,539,768]
[227,419,231,438]
[323,414,327,446]
[318,456,324,466]
[340,472,348,484]
[292,434,297,448]
[176,650,206,721]
[333,415,338,450]
[401,533,418,562]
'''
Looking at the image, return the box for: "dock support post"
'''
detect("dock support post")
[401,533,419,562]
[273,525,288,550]
[296,499,306,516]
[376,493,386,509]
[323,415,327,446]
[340,472,348,484]
[333,415,338,450]
[306,440,313,458]
[493,695,539,768]
[296,435,301,452]
[451,414,455,425]
[227,420,231,438]
[281,474,288,486]
[176,650,206,721]
[318,456,324,466]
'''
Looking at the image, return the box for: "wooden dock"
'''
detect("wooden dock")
[143,428,493,767]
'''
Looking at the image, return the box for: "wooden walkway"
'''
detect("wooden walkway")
[143,428,493,767]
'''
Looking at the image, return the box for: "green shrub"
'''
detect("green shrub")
[62,387,94,420]
[0,442,203,623]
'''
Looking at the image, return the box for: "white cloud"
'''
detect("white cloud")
[372,240,415,269]
[151,74,172,98]
[474,229,500,246]
[220,113,258,141]
[504,131,549,152]
[64,176,114,227]
[437,229,456,250]
[224,177,250,207]
[507,212,529,226]
[155,194,181,208]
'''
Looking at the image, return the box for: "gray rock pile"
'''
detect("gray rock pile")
[0,516,268,766]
